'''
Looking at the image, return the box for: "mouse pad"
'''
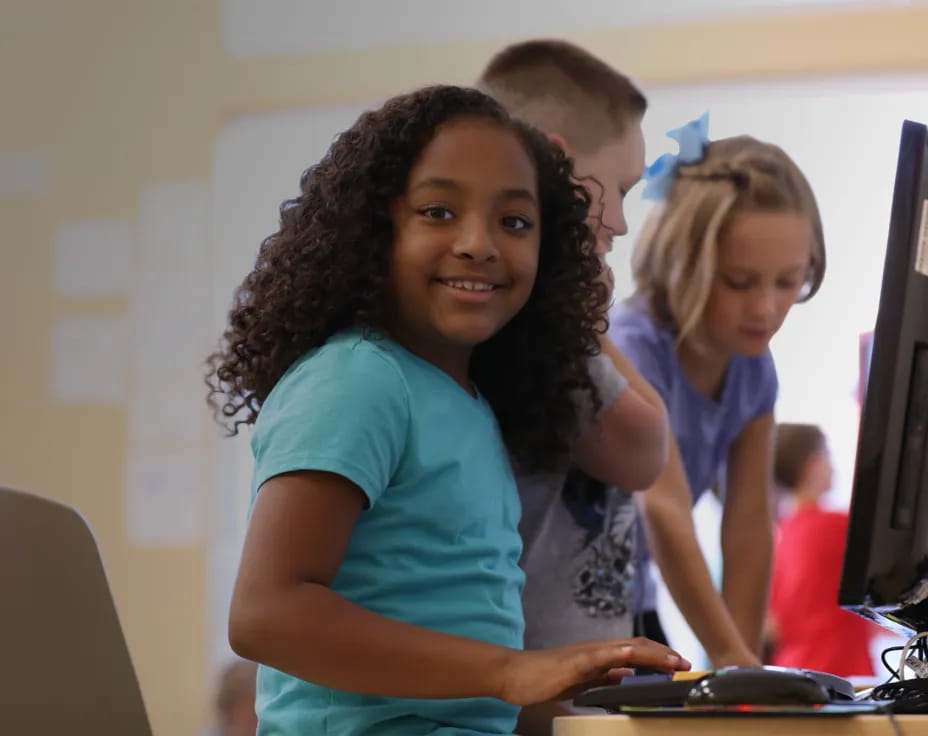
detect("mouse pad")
[622,703,882,717]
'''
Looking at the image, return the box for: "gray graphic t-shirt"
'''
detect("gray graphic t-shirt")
[517,353,636,649]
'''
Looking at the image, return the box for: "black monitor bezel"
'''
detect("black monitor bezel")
[839,119,928,637]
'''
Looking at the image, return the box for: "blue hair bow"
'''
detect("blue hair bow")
[641,112,711,201]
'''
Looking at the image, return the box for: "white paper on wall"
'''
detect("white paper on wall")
[125,446,206,546]
[48,315,130,405]
[51,219,133,297]
[137,180,209,275]
[0,148,52,198]
[127,178,211,449]
[128,388,207,447]
[128,270,210,390]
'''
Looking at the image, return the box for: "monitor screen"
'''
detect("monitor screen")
[839,119,928,637]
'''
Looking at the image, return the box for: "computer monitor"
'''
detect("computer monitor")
[839,119,928,637]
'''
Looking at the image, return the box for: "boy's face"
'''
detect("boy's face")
[806,447,834,495]
[570,120,646,255]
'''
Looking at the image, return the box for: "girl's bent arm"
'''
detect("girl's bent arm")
[721,413,775,657]
[639,437,759,668]
[572,336,669,490]
[230,470,690,706]
[228,470,514,701]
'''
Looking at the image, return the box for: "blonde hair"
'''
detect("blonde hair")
[632,136,826,344]
[477,39,647,154]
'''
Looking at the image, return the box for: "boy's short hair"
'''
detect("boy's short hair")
[477,39,647,154]
[774,423,826,490]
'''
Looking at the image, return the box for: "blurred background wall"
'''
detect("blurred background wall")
[3,2,928,732]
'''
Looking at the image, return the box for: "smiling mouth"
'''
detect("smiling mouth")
[436,279,501,292]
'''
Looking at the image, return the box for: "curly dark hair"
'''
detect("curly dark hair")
[206,85,609,473]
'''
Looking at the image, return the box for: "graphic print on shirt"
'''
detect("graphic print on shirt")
[561,466,636,618]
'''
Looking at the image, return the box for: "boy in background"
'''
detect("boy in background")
[768,423,875,677]
[477,40,670,734]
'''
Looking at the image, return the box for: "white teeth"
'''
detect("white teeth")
[443,280,496,292]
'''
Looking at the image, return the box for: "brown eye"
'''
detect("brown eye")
[420,206,454,220]
[502,215,533,231]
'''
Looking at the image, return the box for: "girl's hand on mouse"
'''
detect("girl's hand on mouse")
[495,637,691,706]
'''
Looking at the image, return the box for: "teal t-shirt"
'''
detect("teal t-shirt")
[249,329,525,736]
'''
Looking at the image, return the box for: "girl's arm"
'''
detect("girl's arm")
[572,335,669,491]
[638,437,759,668]
[720,413,776,656]
[229,469,689,704]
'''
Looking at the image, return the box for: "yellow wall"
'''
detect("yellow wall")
[2,2,927,733]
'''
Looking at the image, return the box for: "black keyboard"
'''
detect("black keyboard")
[574,667,856,711]
[575,674,695,709]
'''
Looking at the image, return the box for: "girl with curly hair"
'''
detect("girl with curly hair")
[206,85,687,735]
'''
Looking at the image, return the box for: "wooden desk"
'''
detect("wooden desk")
[554,713,928,735]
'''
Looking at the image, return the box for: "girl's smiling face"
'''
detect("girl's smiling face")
[387,116,541,370]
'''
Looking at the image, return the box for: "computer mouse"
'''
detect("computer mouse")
[685,666,831,707]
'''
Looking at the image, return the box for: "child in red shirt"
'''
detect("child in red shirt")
[767,423,875,677]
